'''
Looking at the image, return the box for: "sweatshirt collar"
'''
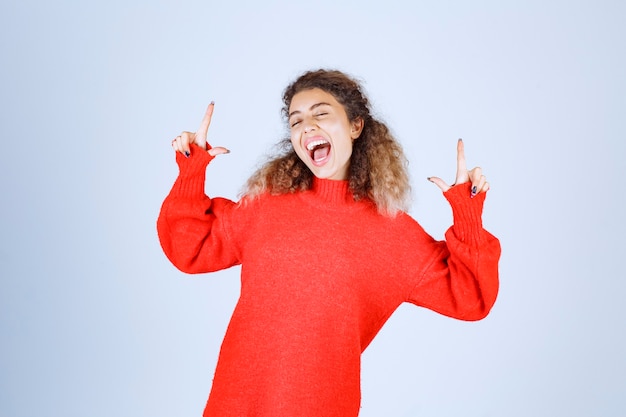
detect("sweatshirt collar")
[310,177,354,205]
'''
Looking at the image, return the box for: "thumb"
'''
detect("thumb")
[427,176,451,192]
[208,146,230,157]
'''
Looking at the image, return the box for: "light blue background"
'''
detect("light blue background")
[1,0,624,416]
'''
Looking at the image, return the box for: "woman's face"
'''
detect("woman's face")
[288,88,363,180]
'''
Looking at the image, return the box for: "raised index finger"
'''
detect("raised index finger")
[196,101,215,143]
[456,138,467,177]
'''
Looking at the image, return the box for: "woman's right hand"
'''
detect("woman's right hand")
[171,102,230,158]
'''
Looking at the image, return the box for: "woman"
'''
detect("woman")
[159,69,500,417]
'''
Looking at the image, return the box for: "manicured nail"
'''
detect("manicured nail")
[427,177,432,182]
[210,100,215,105]
[184,150,190,158]
[470,185,477,198]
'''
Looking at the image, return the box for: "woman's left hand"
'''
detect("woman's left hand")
[428,139,489,198]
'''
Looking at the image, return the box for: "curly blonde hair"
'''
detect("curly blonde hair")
[242,69,411,216]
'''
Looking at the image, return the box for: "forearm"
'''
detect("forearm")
[409,184,501,320]
[157,145,240,274]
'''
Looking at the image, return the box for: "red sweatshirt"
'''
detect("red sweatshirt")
[157,144,500,417]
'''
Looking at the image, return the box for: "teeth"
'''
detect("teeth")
[306,139,329,151]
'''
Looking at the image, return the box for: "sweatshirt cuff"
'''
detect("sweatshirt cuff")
[443,182,486,245]
[169,143,215,199]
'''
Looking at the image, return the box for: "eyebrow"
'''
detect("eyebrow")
[288,102,331,119]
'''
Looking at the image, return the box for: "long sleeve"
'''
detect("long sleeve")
[407,183,501,321]
[157,144,242,274]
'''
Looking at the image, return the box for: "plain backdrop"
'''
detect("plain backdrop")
[1,0,624,416]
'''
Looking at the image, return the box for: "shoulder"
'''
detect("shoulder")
[384,210,436,244]
[233,191,304,222]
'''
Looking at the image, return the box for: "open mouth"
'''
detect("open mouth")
[306,139,331,163]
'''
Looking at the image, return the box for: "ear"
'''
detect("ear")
[350,117,364,140]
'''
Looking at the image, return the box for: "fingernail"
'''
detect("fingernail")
[470,185,477,198]
[184,151,190,158]
[210,100,215,105]
[427,177,432,182]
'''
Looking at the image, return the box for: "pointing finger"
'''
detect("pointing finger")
[196,101,215,146]
[456,138,467,181]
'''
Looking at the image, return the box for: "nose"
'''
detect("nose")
[304,123,316,134]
